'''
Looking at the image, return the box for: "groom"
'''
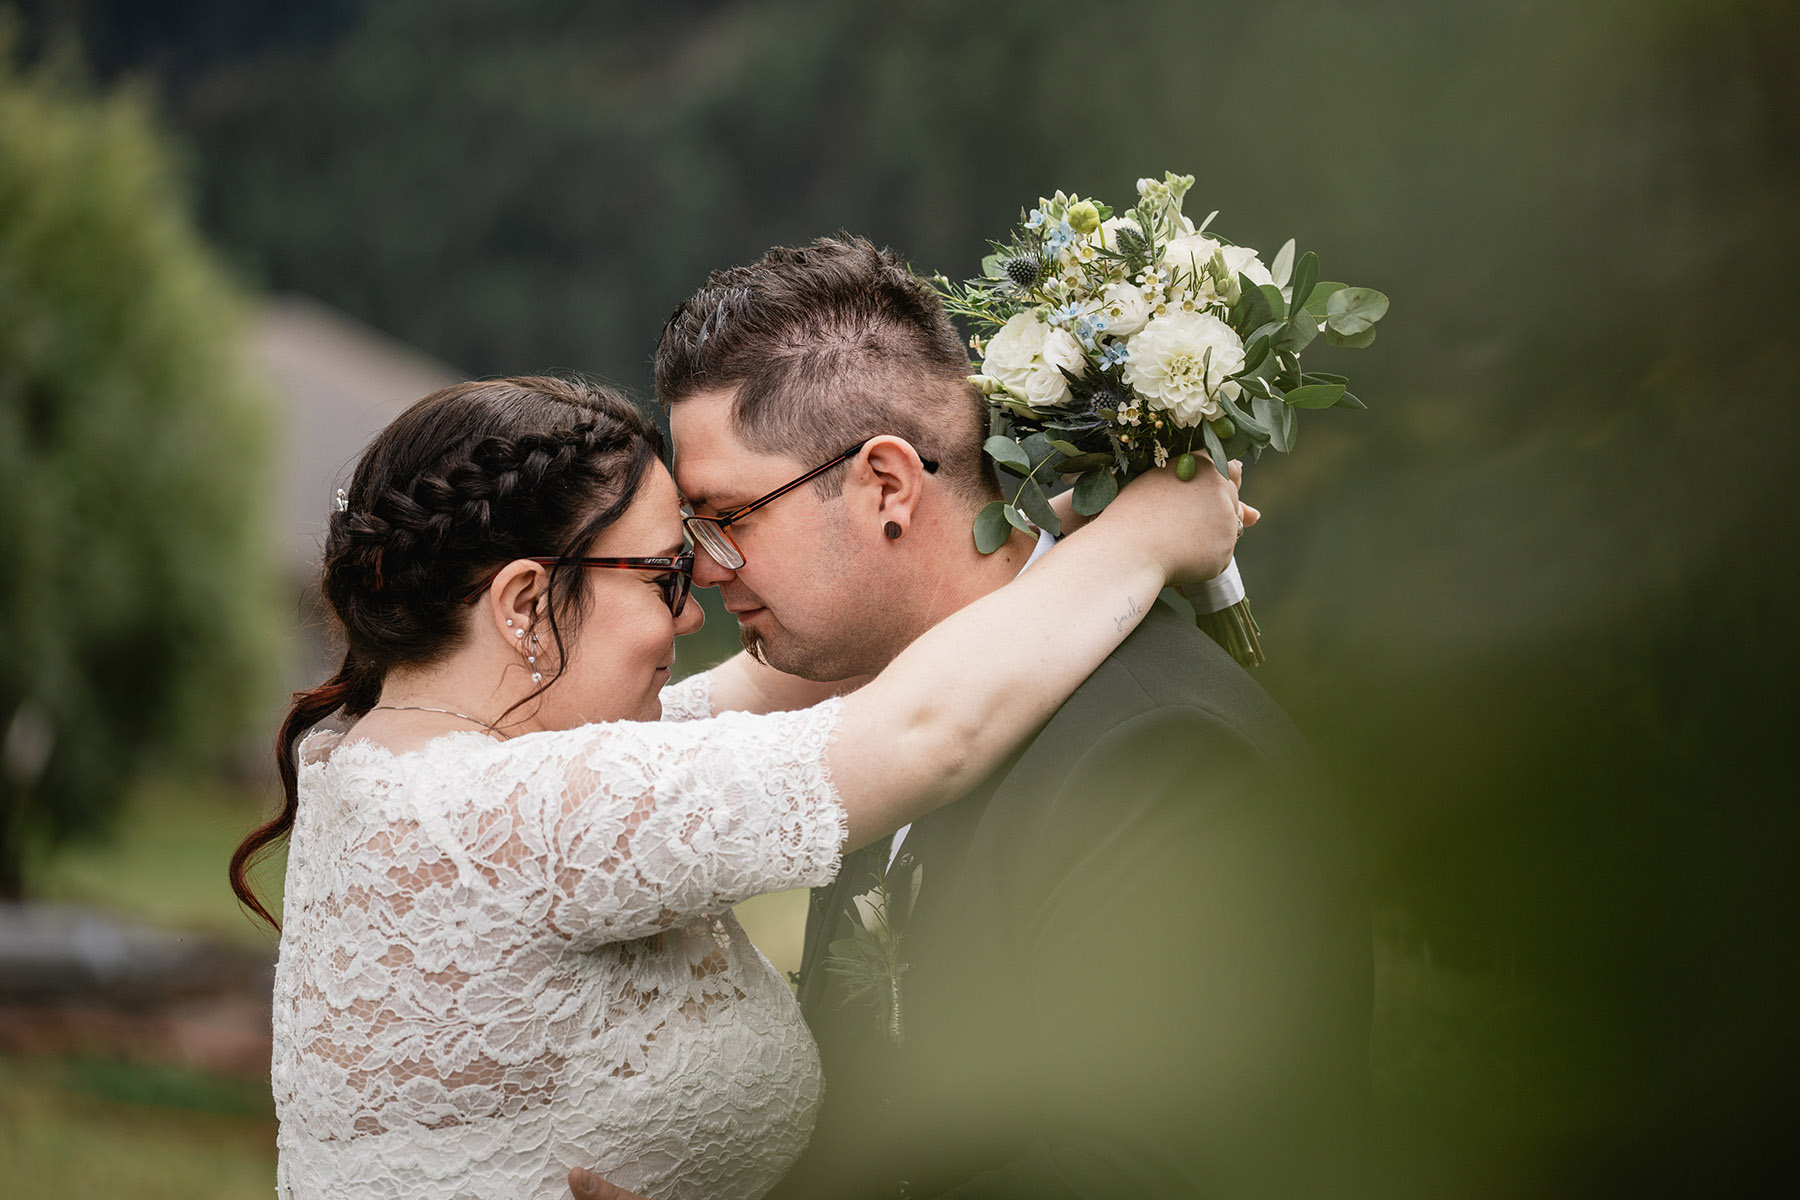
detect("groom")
[596,237,1371,1199]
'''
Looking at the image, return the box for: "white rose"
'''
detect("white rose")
[1161,232,1221,272]
[1099,281,1150,338]
[981,311,1076,408]
[981,311,1050,391]
[1218,244,1290,302]
[1122,311,1245,427]
[1021,365,1072,409]
[1041,327,1088,378]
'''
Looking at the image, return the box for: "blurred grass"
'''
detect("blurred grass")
[0,1056,274,1199]
[29,774,285,946]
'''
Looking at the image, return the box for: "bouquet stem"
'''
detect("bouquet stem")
[1193,596,1264,669]
[1178,559,1265,669]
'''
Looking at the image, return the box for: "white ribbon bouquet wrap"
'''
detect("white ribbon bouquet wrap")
[935,172,1388,667]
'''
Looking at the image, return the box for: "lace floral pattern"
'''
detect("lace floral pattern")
[271,685,843,1200]
[657,672,713,723]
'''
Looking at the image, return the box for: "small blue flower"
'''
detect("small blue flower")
[1025,207,1048,230]
[1075,313,1110,348]
[1047,301,1084,328]
[1044,219,1078,255]
[1099,342,1130,368]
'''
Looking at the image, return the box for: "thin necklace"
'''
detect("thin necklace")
[369,704,506,738]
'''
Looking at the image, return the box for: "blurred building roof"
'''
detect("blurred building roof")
[252,294,461,578]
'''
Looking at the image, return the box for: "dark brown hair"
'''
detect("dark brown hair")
[229,376,665,929]
[653,235,998,505]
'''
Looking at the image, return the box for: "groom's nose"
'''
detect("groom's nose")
[691,545,737,587]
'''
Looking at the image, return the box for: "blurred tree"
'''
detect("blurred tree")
[0,22,276,896]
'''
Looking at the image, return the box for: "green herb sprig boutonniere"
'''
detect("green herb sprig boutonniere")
[823,857,923,1047]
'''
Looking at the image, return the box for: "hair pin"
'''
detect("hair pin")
[335,487,349,513]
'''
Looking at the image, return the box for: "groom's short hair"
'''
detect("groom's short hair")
[654,235,999,506]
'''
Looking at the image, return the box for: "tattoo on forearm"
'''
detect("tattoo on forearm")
[1113,593,1145,633]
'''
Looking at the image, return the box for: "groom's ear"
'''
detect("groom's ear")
[854,436,929,539]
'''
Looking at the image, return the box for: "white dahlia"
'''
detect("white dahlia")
[1122,311,1245,427]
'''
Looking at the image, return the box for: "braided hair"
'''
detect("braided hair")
[230,376,666,929]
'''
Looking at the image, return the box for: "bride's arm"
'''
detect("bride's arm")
[686,472,1259,719]
[827,464,1237,851]
[489,465,1239,950]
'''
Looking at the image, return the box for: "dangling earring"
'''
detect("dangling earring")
[528,632,542,685]
[884,521,902,540]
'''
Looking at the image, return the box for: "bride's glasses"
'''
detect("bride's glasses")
[683,437,939,570]
[462,554,694,616]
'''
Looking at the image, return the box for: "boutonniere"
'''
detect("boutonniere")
[823,855,923,1046]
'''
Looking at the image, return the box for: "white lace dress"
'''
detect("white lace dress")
[270,676,845,1200]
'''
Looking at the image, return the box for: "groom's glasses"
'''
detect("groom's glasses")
[683,438,939,571]
[461,554,694,616]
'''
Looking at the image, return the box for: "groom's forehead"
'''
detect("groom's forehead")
[669,401,804,506]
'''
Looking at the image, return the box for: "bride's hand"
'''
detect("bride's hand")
[1087,456,1248,587]
[1051,460,1260,553]
[569,1166,648,1200]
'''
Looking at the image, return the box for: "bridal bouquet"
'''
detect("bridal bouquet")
[934,172,1387,667]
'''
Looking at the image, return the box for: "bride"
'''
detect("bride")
[231,375,1247,1199]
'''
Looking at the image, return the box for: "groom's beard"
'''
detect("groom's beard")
[739,623,768,666]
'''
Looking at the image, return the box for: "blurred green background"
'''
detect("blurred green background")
[3,0,1797,1195]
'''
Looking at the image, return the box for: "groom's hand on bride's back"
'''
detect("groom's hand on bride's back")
[568,1166,647,1200]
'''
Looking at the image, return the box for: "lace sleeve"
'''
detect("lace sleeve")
[441,699,844,949]
[658,671,713,721]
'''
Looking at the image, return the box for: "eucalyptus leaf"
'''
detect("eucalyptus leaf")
[1239,334,1271,375]
[1334,390,1367,410]
[1236,275,1276,330]
[1302,281,1346,317]
[1327,286,1389,324]
[984,435,1031,473]
[981,253,1005,280]
[973,501,1011,553]
[1047,438,1083,457]
[1002,503,1035,535]
[1271,239,1296,289]
[1302,370,1349,385]
[1072,467,1118,516]
[1020,432,1057,465]
[1290,252,1318,319]
[1057,451,1114,474]
[1324,324,1378,349]
[1279,402,1298,450]
[1253,395,1291,453]
[1256,283,1288,323]
[1200,421,1230,478]
[1277,309,1319,354]
[1248,318,1287,348]
[1283,382,1346,409]
[1325,286,1388,335]
[1218,392,1271,439]
[1013,477,1063,536]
